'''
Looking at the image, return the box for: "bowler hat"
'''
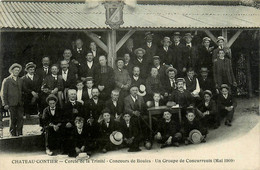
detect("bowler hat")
[166,67,177,75]
[200,67,209,73]
[25,62,36,72]
[134,48,146,55]
[220,84,230,91]
[161,37,172,45]
[184,33,193,38]
[116,57,125,63]
[153,56,160,60]
[46,94,58,103]
[110,131,123,145]
[188,129,203,144]
[172,32,181,38]
[8,63,22,74]
[217,36,225,42]
[85,77,94,82]
[203,90,212,97]
[176,78,185,83]
[144,32,154,40]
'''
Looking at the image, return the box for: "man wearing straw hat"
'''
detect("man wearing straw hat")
[1,63,24,136]
[212,36,232,61]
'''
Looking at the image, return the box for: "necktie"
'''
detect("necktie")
[44,68,48,74]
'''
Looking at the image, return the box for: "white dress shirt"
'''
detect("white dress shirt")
[50,107,56,116]
[154,101,159,107]
[77,89,83,101]
[87,88,92,99]
[27,73,34,80]
[62,70,68,81]
[87,61,93,69]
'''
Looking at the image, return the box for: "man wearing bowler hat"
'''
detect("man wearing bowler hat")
[171,32,187,77]
[1,63,24,136]
[21,62,41,118]
[142,32,158,65]
[157,37,174,65]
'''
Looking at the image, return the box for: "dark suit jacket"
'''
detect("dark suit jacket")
[42,74,63,91]
[35,66,51,83]
[42,106,63,127]
[156,46,174,65]
[1,76,23,107]
[156,119,179,142]
[170,89,193,108]
[217,94,237,111]
[197,99,217,116]
[123,62,134,77]
[99,119,120,139]
[183,44,198,71]
[85,98,105,121]
[120,119,139,139]
[95,65,115,95]
[148,100,166,107]
[63,101,85,124]
[105,99,124,118]
[124,95,146,116]
[198,76,216,94]
[78,60,98,80]
[59,69,77,89]
[163,78,177,94]
[181,118,207,137]
[21,74,41,103]
[131,76,145,89]
[198,45,213,70]
[72,47,88,64]
[132,58,149,79]
[172,43,188,73]
[142,42,158,64]
[72,125,92,148]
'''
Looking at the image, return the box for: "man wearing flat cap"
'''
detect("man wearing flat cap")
[156,37,174,65]
[21,62,41,118]
[1,63,24,136]
[132,48,149,79]
[212,36,232,61]
[142,32,158,65]
[171,32,187,77]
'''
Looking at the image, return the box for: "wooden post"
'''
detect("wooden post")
[204,30,218,45]
[222,29,228,43]
[0,32,2,88]
[84,31,108,53]
[226,30,243,48]
[246,55,253,97]
[116,30,135,52]
[107,30,117,68]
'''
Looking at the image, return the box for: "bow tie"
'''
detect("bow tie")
[50,108,55,111]
[70,101,76,105]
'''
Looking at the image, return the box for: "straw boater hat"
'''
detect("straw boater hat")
[144,31,154,40]
[153,56,160,61]
[220,84,230,91]
[76,153,90,160]
[184,33,193,39]
[8,63,22,74]
[176,78,186,83]
[166,67,177,75]
[134,48,146,55]
[202,37,211,43]
[217,36,225,42]
[161,37,172,45]
[46,94,58,103]
[116,57,125,63]
[203,90,213,97]
[25,62,36,72]
[188,129,204,144]
[110,131,123,145]
[137,84,146,97]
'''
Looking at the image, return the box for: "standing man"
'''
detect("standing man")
[132,48,149,79]
[157,37,174,66]
[36,56,51,83]
[73,38,87,64]
[212,36,232,61]
[142,32,157,65]
[1,63,24,136]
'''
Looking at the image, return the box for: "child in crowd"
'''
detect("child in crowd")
[42,94,63,156]
[181,109,207,145]
[146,92,166,108]
[120,113,141,152]
[84,77,95,101]
[75,80,87,105]
[155,111,182,148]
[99,109,121,153]
[217,84,237,126]
[71,116,94,157]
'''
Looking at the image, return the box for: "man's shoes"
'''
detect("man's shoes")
[128,148,141,152]
[102,148,107,153]
[184,140,190,145]
[46,148,53,156]
[160,144,169,149]
[173,142,180,147]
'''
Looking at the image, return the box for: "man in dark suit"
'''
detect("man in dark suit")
[123,53,134,77]
[59,60,77,101]
[183,33,199,73]
[171,32,187,77]
[142,32,157,65]
[198,37,214,73]
[105,90,124,122]
[42,94,63,155]
[36,56,51,83]
[89,41,103,64]
[132,48,149,79]
[198,67,216,97]
[163,67,178,98]
[151,56,168,83]
[22,62,41,118]
[212,36,232,61]
[156,37,174,65]
[118,38,135,60]
[131,66,145,89]
[1,63,24,136]
[79,52,98,82]
[60,49,79,78]
[72,38,88,64]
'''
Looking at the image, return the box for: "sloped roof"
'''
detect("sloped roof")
[0,1,259,30]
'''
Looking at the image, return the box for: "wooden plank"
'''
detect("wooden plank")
[222,29,228,43]
[116,30,135,52]
[226,30,243,48]
[84,31,108,53]
[204,30,218,45]
[107,30,117,68]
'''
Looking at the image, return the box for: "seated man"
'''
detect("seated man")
[146,67,165,100]
[131,66,145,89]
[217,84,237,127]
[98,109,121,153]
[105,90,124,122]
[197,90,218,129]
[154,111,182,148]
[41,64,64,108]
[120,112,141,152]
[184,67,201,100]
[42,94,63,156]
[198,67,216,98]
[181,108,207,145]
[163,67,178,99]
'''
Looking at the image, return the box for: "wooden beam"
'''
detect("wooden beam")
[0,32,2,87]
[116,30,135,52]
[222,29,228,43]
[84,31,108,53]
[226,30,243,48]
[107,30,117,68]
[204,30,217,45]
[246,55,253,97]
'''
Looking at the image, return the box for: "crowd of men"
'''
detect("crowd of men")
[0,32,237,158]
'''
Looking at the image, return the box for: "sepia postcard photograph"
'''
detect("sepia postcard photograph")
[0,0,259,169]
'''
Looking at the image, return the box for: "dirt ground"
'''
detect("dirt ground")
[0,97,259,170]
